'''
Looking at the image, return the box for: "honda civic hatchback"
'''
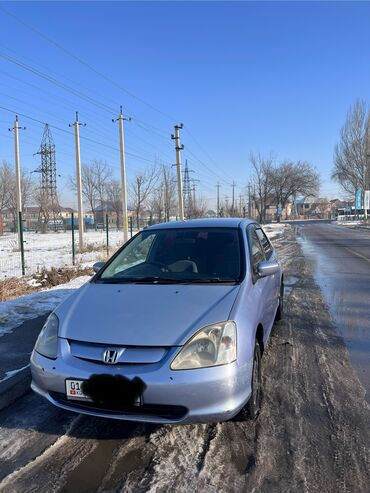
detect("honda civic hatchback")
[30,218,283,424]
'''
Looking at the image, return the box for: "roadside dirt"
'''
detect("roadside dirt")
[0,266,93,302]
[0,228,369,492]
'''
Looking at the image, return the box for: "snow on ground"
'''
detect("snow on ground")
[0,276,91,337]
[0,230,134,279]
[336,220,363,226]
[0,364,30,383]
[263,223,288,240]
[335,220,370,230]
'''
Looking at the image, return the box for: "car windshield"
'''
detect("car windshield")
[97,227,242,284]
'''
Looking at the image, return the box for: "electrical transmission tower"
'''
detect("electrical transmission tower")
[35,124,61,231]
[183,160,193,219]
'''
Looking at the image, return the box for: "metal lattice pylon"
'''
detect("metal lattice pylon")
[35,124,61,230]
[183,160,192,219]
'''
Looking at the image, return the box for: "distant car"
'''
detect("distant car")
[30,218,283,424]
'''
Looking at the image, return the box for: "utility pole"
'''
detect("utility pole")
[216,182,221,217]
[248,183,251,218]
[8,115,26,247]
[69,112,86,250]
[231,181,236,216]
[171,124,184,220]
[113,106,131,242]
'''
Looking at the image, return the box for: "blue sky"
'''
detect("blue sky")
[1,1,370,208]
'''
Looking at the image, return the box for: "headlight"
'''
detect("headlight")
[171,321,237,370]
[34,313,59,359]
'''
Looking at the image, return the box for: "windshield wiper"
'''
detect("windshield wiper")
[132,276,181,284]
[97,276,239,285]
[179,278,239,284]
[100,276,184,284]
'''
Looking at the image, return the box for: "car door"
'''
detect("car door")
[255,227,280,334]
[247,225,272,337]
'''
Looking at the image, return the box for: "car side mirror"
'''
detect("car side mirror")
[257,260,279,278]
[93,261,105,273]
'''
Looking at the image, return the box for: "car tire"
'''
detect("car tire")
[275,281,284,321]
[246,341,262,420]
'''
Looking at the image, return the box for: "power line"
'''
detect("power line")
[184,126,235,184]
[0,51,116,114]
[0,20,237,197]
[0,104,169,166]
[183,147,232,187]
[0,4,179,123]
[0,5,234,188]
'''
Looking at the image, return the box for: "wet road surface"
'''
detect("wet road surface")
[0,225,369,492]
[298,222,370,401]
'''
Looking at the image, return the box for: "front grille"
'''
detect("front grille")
[68,340,168,365]
[49,392,187,421]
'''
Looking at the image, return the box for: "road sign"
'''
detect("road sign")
[365,191,370,210]
[355,190,362,209]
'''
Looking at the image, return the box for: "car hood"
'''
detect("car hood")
[56,282,240,346]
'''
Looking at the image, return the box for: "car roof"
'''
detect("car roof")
[146,217,257,230]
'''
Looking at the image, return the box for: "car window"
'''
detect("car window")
[98,228,242,283]
[102,233,156,277]
[255,228,273,259]
[249,227,266,272]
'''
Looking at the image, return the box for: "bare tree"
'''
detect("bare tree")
[250,153,275,223]
[129,166,158,229]
[188,194,208,218]
[93,159,111,210]
[0,161,33,230]
[332,99,370,194]
[81,163,99,224]
[271,160,320,221]
[106,178,122,228]
[150,185,165,223]
[150,165,177,223]
[69,160,112,227]
[162,165,177,221]
[0,161,13,213]
[33,187,52,233]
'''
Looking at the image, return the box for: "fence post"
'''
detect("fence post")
[71,212,75,266]
[105,213,109,257]
[129,216,133,238]
[18,211,25,276]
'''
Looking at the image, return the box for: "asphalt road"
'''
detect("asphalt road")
[297,222,370,400]
[0,223,369,492]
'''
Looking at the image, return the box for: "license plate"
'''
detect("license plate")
[65,379,91,400]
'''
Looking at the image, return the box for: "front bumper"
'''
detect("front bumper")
[30,338,252,424]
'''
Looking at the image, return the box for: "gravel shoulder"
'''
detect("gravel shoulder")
[0,228,369,492]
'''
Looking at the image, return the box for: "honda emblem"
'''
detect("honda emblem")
[102,349,119,364]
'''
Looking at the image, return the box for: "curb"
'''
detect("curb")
[0,367,31,412]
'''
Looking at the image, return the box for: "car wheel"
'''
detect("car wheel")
[246,341,262,419]
[275,281,284,321]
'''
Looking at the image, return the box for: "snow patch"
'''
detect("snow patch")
[0,364,30,383]
[263,223,288,240]
[0,276,91,336]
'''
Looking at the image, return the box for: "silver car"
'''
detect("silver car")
[30,218,283,424]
